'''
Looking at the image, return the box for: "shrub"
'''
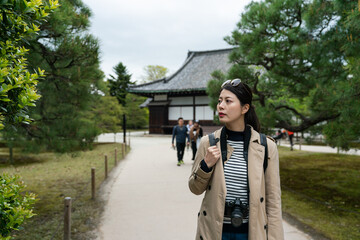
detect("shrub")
[0,174,36,239]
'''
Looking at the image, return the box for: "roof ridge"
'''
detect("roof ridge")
[131,78,165,88]
[131,50,199,88]
[187,47,234,56]
[162,51,195,83]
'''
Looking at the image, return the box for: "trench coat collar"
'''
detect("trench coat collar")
[213,125,261,144]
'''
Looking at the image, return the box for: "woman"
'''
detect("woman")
[188,79,284,240]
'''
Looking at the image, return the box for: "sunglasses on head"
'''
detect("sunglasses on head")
[221,78,242,88]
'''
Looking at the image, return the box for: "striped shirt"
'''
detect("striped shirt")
[223,130,248,225]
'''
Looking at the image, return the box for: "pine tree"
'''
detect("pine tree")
[208,0,360,149]
[17,0,104,152]
[108,62,133,106]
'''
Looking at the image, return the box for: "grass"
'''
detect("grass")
[0,142,129,240]
[279,146,360,240]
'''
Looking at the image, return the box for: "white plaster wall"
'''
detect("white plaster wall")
[195,106,214,120]
[169,106,193,120]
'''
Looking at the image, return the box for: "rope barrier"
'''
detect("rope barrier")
[49,147,124,239]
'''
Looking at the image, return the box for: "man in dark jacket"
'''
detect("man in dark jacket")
[172,117,190,166]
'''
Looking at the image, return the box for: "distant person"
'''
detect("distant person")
[189,79,284,239]
[186,120,193,133]
[272,129,283,144]
[172,117,190,166]
[287,130,294,150]
[189,120,203,160]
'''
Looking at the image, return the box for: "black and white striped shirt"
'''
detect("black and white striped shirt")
[223,130,248,224]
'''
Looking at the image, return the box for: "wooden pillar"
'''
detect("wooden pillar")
[193,95,196,121]
[123,114,126,144]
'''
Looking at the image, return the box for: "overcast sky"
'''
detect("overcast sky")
[82,0,255,82]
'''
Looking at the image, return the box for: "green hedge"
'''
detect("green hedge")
[0,174,36,239]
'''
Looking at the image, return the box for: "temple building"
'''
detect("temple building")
[129,48,233,134]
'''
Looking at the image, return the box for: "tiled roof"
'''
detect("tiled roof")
[128,48,233,96]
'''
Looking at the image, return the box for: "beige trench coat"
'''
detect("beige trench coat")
[188,126,284,240]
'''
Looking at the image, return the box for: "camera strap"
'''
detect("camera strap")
[208,127,227,165]
[209,126,268,172]
[260,133,268,173]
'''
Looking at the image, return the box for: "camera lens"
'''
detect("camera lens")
[231,208,244,227]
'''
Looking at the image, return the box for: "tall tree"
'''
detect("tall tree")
[208,0,360,149]
[108,62,133,106]
[140,65,169,83]
[16,0,104,152]
[124,93,148,129]
[88,89,124,134]
[0,0,58,129]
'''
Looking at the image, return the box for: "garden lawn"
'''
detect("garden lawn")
[0,142,128,240]
[279,147,360,240]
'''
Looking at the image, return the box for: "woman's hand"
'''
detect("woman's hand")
[204,146,221,168]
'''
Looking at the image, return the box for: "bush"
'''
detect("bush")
[0,174,36,239]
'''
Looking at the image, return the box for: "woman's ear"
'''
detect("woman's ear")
[242,104,250,115]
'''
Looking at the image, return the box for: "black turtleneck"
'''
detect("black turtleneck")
[225,127,245,141]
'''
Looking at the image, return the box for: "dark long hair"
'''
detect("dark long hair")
[222,81,261,132]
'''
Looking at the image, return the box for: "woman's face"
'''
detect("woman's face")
[217,89,249,125]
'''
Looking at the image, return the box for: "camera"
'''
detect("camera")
[224,198,249,227]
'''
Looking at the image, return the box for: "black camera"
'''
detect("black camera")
[224,198,249,227]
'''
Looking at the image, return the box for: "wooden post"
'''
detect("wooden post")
[91,168,95,200]
[123,114,126,144]
[64,197,72,240]
[128,131,131,147]
[104,155,108,179]
[115,148,117,165]
[122,143,125,159]
[299,135,302,151]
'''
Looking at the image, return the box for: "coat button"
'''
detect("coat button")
[260,197,264,202]
[264,224,267,230]
[198,212,200,217]
[203,211,207,216]
[200,236,203,240]
[208,185,211,190]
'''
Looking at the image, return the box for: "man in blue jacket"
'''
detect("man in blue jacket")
[172,117,190,166]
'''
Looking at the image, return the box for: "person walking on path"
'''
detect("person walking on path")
[287,130,294,150]
[187,120,194,133]
[189,79,284,240]
[189,120,203,160]
[172,117,190,166]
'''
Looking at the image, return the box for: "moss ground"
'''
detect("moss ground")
[0,143,129,240]
[279,147,360,240]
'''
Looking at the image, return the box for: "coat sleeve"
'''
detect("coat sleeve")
[265,139,284,240]
[188,136,213,195]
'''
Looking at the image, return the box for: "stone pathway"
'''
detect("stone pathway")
[96,134,313,239]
